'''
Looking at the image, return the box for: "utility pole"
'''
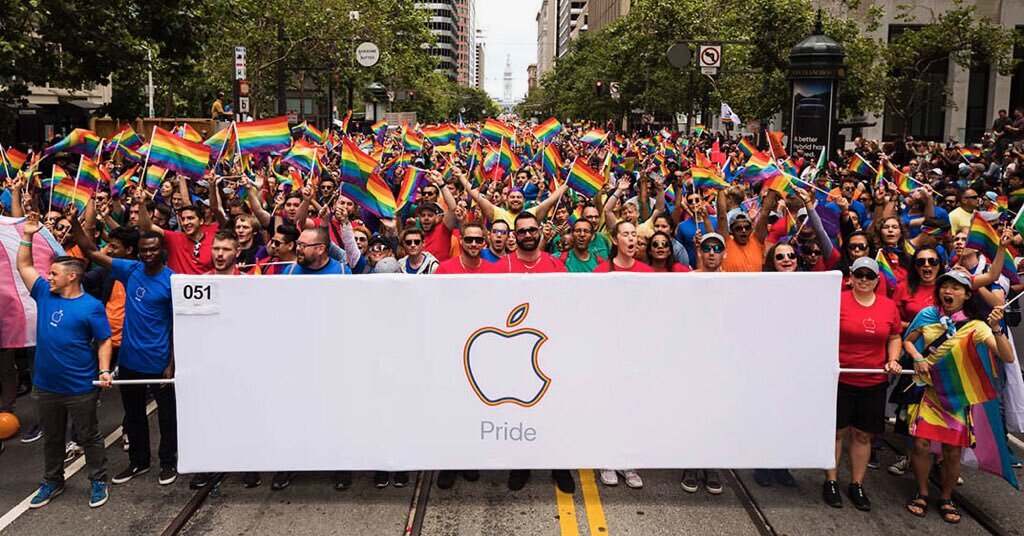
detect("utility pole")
[277,24,287,116]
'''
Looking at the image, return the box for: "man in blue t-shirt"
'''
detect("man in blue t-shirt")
[18,213,113,509]
[77,228,179,487]
[282,227,352,275]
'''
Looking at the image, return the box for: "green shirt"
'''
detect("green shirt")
[562,250,601,273]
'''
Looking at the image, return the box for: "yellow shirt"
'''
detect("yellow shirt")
[948,208,974,237]
[491,205,541,227]
[210,99,225,119]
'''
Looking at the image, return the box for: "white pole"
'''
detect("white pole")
[839,368,916,375]
[147,47,155,119]
[92,379,174,386]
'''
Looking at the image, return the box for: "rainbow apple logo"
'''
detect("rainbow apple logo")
[464,303,551,407]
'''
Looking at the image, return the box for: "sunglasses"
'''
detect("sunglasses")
[515,227,540,236]
[962,195,979,201]
[848,243,868,251]
[852,270,878,280]
[700,243,724,253]
[775,252,797,260]
[915,257,940,267]
[404,239,422,246]
[491,229,508,235]
[651,241,670,248]
[369,244,388,252]
[54,225,71,232]
[463,236,485,244]
[732,225,752,232]
[193,241,202,258]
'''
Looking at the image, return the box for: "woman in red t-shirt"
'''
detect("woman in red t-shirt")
[892,247,942,328]
[826,257,903,510]
[593,221,654,273]
[764,242,799,272]
[647,231,690,272]
[870,216,910,288]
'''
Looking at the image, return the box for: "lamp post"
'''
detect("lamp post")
[787,11,845,163]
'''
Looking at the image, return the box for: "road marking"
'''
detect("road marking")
[578,469,609,534]
[555,481,579,536]
[0,400,156,531]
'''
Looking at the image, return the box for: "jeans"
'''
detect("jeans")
[32,387,107,484]
[119,366,177,469]
[0,349,16,412]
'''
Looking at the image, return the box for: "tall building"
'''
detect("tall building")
[557,0,588,58]
[587,0,630,33]
[417,0,476,86]
[813,0,1024,143]
[503,55,514,104]
[527,64,538,94]
[475,33,486,91]
[536,0,558,79]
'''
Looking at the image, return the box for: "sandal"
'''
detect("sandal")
[906,493,928,518]
[937,499,961,524]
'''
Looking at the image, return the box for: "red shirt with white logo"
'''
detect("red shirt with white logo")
[838,291,901,387]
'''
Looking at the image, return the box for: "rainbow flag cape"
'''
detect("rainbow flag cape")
[174,123,204,143]
[42,165,67,189]
[235,116,292,154]
[580,129,608,146]
[542,143,564,181]
[204,126,235,163]
[339,137,378,186]
[144,165,168,191]
[481,118,514,144]
[737,137,757,158]
[565,157,606,198]
[847,154,872,177]
[397,166,428,210]
[147,126,211,179]
[690,167,728,190]
[111,165,139,197]
[959,147,982,161]
[341,174,396,218]
[43,128,102,158]
[875,250,899,287]
[421,124,456,147]
[930,332,999,413]
[533,117,563,144]
[403,127,424,152]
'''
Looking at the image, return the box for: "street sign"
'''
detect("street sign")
[666,43,691,69]
[609,81,620,100]
[286,110,299,124]
[698,45,722,68]
[238,97,250,114]
[701,67,718,75]
[238,80,250,97]
[356,42,380,68]
[386,91,395,103]
[235,67,246,80]
[234,46,247,81]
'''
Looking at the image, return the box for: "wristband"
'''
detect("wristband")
[992,329,1004,336]
[913,357,926,363]
[98,369,111,375]
[19,240,32,247]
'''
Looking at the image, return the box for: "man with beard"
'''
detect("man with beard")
[281,227,351,275]
[435,223,491,274]
[416,171,459,262]
[137,189,218,275]
[459,172,569,227]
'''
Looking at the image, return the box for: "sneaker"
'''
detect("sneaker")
[21,425,42,444]
[461,470,480,482]
[243,472,262,488]
[621,470,643,489]
[373,471,390,489]
[847,483,871,511]
[753,469,773,487]
[822,480,842,508]
[956,475,964,486]
[867,449,879,470]
[888,456,910,476]
[271,472,294,490]
[771,469,796,487]
[122,436,130,452]
[158,467,178,485]
[29,482,64,508]
[111,465,150,485]
[392,471,409,488]
[599,469,619,486]
[88,481,109,508]
[703,470,723,495]
[437,470,457,489]
[680,470,700,493]
[189,473,214,489]
[332,471,352,491]
[64,441,83,463]
[552,470,575,494]
[508,470,530,491]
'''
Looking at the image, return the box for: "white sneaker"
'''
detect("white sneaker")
[122,436,130,452]
[599,469,618,486]
[64,441,83,462]
[888,456,910,476]
[620,470,643,489]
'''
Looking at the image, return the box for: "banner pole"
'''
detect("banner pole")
[92,379,175,386]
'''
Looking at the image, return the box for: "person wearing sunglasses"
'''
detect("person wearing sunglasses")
[827,257,903,511]
[716,187,775,272]
[254,225,299,276]
[397,228,438,275]
[281,228,351,275]
[594,221,653,272]
[764,242,799,272]
[435,223,491,274]
[480,220,509,263]
[948,188,981,236]
[672,192,715,269]
[458,168,568,229]
[647,231,688,272]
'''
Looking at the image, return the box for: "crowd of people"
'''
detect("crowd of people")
[2,108,1024,522]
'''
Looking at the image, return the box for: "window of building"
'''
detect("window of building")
[1011,26,1024,115]
[965,63,989,143]
[883,25,948,141]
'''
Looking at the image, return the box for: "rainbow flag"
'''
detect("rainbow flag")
[339,137,378,186]
[497,136,519,174]
[966,212,1001,261]
[117,143,142,164]
[1,147,27,179]
[235,116,292,154]
[280,139,320,173]
[292,121,326,145]
[421,124,456,147]
[50,176,78,211]
[893,168,916,195]
[580,129,608,146]
[996,195,1009,214]
[930,332,999,413]
[969,398,1020,488]
[959,147,982,161]
[397,166,428,210]
[341,174,396,218]
[144,165,168,191]
[148,126,211,178]
[738,137,757,158]
[174,123,204,143]
[403,127,424,152]
[76,156,103,196]
[43,128,102,158]
[875,250,899,287]
[533,117,563,144]
[204,126,235,162]
[691,167,729,190]
[763,172,796,196]
[693,124,705,136]
[105,124,143,151]
[542,143,564,181]
[42,165,67,189]
[111,165,139,197]
[847,154,872,177]
[874,162,887,190]
[481,118,514,144]
[742,151,783,183]
[1009,188,1024,203]
[371,119,388,144]
[920,224,949,239]
[565,157,606,198]
[339,109,352,133]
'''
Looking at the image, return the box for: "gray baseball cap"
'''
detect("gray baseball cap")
[937,270,972,289]
[851,257,879,275]
[700,232,726,246]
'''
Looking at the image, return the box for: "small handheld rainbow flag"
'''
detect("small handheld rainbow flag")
[542,143,564,181]
[341,174,397,218]
[204,126,235,163]
[339,109,352,133]
[692,124,705,137]
[893,168,916,195]
[403,127,424,152]
[959,147,982,161]
[420,124,456,147]
[737,137,757,158]
[690,167,729,190]
[147,127,211,179]
[144,165,168,191]
[76,156,103,196]
[481,118,514,144]
[565,157,606,198]
[105,124,143,151]
[371,119,388,144]
[339,137,379,186]
[397,166,428,210]
[875,250,899,287]
[1,146,27,179]
[292,121,326,145]
[580,129,608,146]
[43,128,103,158]
[1009,188,1024,203]
[920,224,949,239]
[111,165,139,197]
[763,173,796,196]
[174,123,204,143]
[532,117,563,144]
[280,139,320,174]
[847,154,872,177]
[965,212,1001,262]
[41,164,67,189]
[50,176,78,211]
[235,116,293,154]
[742,152,783,183]
[930,332,999,413]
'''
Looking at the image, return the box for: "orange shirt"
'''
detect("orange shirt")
[721,236,764,272]
[106,281,126,347]
[65,244,86,260]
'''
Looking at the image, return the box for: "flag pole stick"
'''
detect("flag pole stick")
[92,379,174,386]
[840,369,915,375]
[142,126,156,190]
[788,172,832,196]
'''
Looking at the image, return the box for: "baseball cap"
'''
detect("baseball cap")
[195,180,209,188]
[929,168,944,176]
[937,270,972,289]
[372,257,401,273]
[851,257,879,275]
[416,202,443,214]
[368,235,391,249]
[700,232,726,246]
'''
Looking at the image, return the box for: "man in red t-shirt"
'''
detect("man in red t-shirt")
[136,189,217,274]
[435,223,491,274]
[416,170,459,262]
[492,213,566,274]
[206,230,242,276]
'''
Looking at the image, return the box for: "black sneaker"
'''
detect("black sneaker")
[437,470,457,489]
[822,480,842,508]
[189,473,214,489]
[867,449,880,470]
[392,471,409,488]
[680,470,700,493]
[552,470,575,494]
[373,471,390,489]
[848,483,871,511]
[332,471,352,491]
[111,465,150,485]
[271,472,295,490]
[242,472,262,488]
[158,467,178,485]
[508,470,530,491]
[461,470,480,482]
[20,425,42,444]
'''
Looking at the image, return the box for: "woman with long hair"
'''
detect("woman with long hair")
[763,242,799,272]
[647,231,690,272]
[870,216,911,288]
[594,221,653,273]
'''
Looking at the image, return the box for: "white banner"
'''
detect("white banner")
[172,272,841,473]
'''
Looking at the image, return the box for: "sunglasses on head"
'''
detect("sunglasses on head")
[775,252,797,260]
[700,243,724,253]
[463,236,485,244]
[915,257,939,267]
[852,270,878,280]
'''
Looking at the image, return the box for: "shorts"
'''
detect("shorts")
[836,381,887,434]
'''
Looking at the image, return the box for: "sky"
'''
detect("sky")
[476,0,543,102]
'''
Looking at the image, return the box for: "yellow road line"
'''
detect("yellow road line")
[579,469,609,534]
[555,483,580,536]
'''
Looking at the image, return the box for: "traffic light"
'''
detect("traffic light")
[594,80,605,97]
[407,91,416,101]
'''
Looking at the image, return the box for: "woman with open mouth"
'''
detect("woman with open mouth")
[869,216,911,291]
